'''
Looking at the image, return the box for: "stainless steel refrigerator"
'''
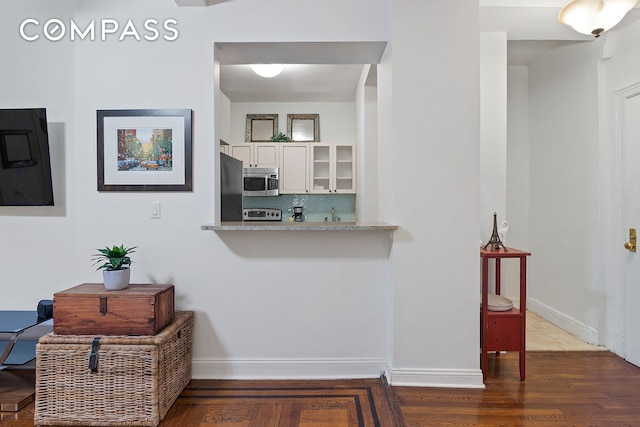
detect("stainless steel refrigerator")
[220,153,243,221]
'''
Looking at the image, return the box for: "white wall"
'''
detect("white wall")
[511,23,640,350]
[387,0,482,387]
[480,33,507,243]
[218,91,231,143]
[504,65,530,300]
[0,0,77,305]
[479,32,509,304]
[0,0,391,380]
[355,65,380,223]
[0,0,484,386]
[229,102,355,144]
[527,40,603,343]
[598,22,640,352]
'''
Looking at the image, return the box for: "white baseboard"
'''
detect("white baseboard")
[193,357,484,388]
[527,297,600,345]
[390,367,484,388]
[192,357,391,380]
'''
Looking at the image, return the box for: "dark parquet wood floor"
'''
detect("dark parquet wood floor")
[164,378,399,426]
[2,351,640,426]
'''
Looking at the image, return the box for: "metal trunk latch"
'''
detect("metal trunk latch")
[99,297,108,315]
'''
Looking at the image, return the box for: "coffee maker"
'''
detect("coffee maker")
[292,206,305,222]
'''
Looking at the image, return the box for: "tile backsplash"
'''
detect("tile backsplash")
[243,194,356,222]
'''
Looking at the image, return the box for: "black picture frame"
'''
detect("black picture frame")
[97,109,192,192]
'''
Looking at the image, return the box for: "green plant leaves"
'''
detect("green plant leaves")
[92,244,137,271]
[270,132,292,142]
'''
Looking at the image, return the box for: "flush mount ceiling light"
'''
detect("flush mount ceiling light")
[558,0,640,37]
[250,64,284,78]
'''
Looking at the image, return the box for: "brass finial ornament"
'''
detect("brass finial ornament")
[483,212,508,252]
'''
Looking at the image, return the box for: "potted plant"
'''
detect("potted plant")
[92,244,137,290]
[270,132,292,142]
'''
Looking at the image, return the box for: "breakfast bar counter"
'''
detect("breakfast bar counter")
[202,222,398,232]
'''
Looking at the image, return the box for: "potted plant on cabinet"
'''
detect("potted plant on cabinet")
[92,244,137,290]
[270,132,292,142]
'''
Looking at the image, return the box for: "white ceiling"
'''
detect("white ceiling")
[506,40,586,66]
[214,3,640,102]
[221,64,367,102]
[218,42,386,103]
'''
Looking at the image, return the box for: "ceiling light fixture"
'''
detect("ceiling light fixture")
[250,64,284,78]
[558,0,640,38]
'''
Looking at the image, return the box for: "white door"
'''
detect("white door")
[621,88,640,367]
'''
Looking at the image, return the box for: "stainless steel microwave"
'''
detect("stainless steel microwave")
[243,167,279,196]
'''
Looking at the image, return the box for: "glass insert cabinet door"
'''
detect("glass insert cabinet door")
[310,144,355,193]
[334,145,355,191]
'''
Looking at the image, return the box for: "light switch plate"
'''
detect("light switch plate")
[151,202,161,219]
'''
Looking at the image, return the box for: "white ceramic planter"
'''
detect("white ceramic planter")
[103,268,131,290]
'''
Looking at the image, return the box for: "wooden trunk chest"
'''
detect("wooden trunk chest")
[35,311,193,427]
[53,283,174,336]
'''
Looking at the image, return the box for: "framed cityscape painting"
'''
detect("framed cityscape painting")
[97,109,192,191]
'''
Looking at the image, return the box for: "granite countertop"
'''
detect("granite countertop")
[201,221,398,231]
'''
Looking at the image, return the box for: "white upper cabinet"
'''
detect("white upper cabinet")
[310,144,355,194]
[229,143,280,168]
[229,144,251,166]
[280,144,309,194]
[229,142,355,194]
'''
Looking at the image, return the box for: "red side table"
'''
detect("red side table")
[480,247,531,381]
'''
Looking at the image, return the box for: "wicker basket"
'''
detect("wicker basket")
[34,311,193,426]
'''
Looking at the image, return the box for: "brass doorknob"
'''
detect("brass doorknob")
[625,228,637,252]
